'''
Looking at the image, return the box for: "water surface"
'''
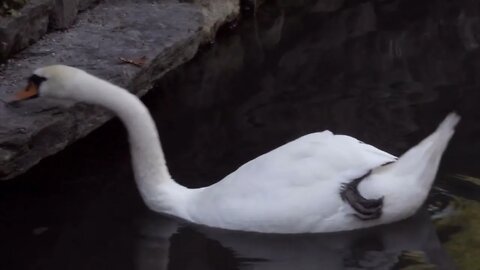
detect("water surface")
[1,0,480,269]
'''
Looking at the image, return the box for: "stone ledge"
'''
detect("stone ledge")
[0,0,102,63]
[0,0,240,180]
[0,0,53,62]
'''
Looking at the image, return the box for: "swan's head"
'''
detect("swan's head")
[13,65,87,101]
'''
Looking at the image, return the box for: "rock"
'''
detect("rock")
[189,0,240,41]
[78,0,98,11]
[50,0,100,29]
[50,0,79,29]
[0,0,240,180]
[0,0,53,62]
[241,0,262,12]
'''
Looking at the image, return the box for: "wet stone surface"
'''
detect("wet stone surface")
[0,0,239,179]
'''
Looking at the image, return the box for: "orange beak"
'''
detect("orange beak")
[13,82,39,101]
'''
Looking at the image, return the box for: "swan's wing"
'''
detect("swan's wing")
[221,131,397,188]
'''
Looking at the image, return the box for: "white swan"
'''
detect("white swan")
[12,65,460,234]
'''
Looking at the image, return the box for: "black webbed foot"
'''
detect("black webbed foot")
[340,170,384,220]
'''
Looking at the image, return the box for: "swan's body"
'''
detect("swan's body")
[14,65,460,233]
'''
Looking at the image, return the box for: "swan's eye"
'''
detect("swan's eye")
[12,74,47,101]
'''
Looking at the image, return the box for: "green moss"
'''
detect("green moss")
[395,251,437,270]
[0,0,27,17]
[435,197,480,270]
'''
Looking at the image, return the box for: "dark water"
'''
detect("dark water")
[2,0,480,269]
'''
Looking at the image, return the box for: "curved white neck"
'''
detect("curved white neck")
[112,90,172,198]
[69,75,188,213]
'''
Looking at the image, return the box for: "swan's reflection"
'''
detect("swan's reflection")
[135,210,455,270]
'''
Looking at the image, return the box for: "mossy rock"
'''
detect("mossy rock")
[394,250,437,270]
[435,196,480,270]
[0,0,27,17]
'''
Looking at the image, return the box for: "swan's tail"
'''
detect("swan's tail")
[387,112,460,188]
